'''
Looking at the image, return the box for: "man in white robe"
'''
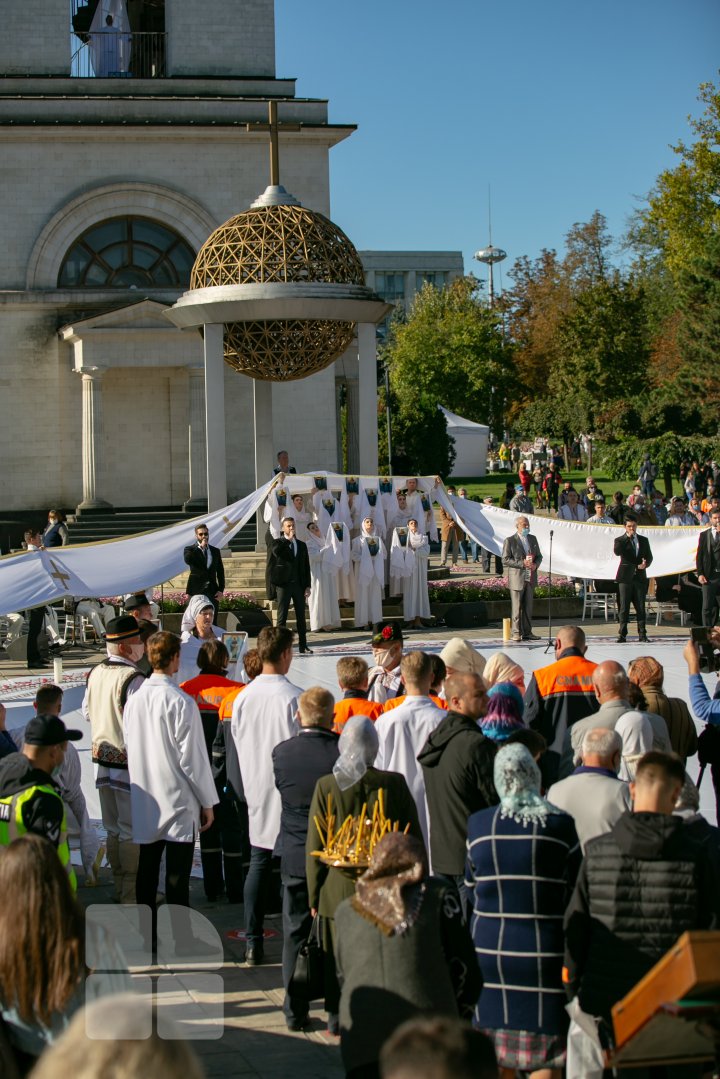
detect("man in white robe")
[404,477,438,541]
[231,626,300,964]
[124,629,217,955]
[351,517,386,628]
[306,522,341,630]
[375,651,445,850]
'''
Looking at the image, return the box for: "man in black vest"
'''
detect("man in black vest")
[613,515,653,643]
[696,508,720,627]
[269,517,312,654]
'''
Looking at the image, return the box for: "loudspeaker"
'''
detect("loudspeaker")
[231,609,273,637]
[443,601,489,629]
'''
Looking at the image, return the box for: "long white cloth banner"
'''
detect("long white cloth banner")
[0,482,273,614]
[437,490,703,579]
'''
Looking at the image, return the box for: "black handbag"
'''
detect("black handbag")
[697,722,720,786]
[289,915,324,1003]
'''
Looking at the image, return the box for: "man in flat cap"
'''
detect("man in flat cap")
[82,614,147,901]
[0,714,83,889]
[367,621,404,705]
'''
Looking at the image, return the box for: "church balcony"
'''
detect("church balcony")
[71,32,167,79]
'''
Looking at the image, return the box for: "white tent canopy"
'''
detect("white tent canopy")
[439,405,489,478]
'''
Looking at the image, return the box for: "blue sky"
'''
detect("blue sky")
[275,0,719,290]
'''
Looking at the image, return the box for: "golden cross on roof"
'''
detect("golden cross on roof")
[49,559,71,591]
[246,101,301,187]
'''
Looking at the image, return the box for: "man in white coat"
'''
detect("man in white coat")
[124,630,216,955]
[231,625,301,964]
[375,651,444,850]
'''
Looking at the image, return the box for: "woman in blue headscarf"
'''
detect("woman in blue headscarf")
[466,743,581,1079]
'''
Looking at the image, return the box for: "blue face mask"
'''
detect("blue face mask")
[522,527,530,536]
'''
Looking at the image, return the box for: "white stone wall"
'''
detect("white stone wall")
[1,132,332,290]
[0,309,78,509]
[166,0,275,77]
[0,1,69,75]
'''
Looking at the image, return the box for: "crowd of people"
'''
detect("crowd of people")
[0,609,718,1078]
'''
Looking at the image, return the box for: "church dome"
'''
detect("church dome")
[190,194,366,381]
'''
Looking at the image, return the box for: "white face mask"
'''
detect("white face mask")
[373,648,396,671]
[127,643,145,664]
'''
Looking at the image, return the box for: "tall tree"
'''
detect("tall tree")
[385,277,513,433]
[676,228,720,411]
[633,79,720,281]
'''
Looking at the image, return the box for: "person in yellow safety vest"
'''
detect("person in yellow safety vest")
[0,714,81,891]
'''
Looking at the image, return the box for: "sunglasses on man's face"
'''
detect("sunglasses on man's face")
[197,532,209,537]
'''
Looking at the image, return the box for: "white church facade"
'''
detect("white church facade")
[0,0,373,514]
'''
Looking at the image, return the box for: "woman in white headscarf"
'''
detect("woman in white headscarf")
[306,521,341,631]
[305,716,424,1037]
[467,743,580,1078]
[391,517,431,628]
[177,594,224,685]
[483,651,526,696]
[351,517,386,629]
[615,711,655,782]
[438,637,486,680]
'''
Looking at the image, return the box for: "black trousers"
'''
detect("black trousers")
[701,577,720,627]
[617,577,647,638]
[199,787,247,901]
[26,607,45,666]
[136,838,194,947]
[281,874,313,1021]
[276,582,308,649]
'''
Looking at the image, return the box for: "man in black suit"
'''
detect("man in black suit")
[269,517,312,653]
[183,523,225,620]
[613,515,653,643]
[272,686,339,1031]
[696,508,720,627]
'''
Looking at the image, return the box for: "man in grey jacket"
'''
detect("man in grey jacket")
[502,516,543,642]
[547,728,631,849]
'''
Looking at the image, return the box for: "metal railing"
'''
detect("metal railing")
[71,31,166,78]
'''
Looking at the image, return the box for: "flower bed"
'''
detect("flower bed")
[428,575,576,604]
[151,589,262,613]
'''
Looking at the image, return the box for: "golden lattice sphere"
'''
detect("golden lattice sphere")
[190,203,365,381]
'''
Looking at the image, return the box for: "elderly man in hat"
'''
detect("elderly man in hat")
[0,714,83,889]
[367,621,404,705]
[81,615,147,902]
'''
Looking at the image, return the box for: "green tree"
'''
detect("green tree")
[385,277,513,434]
[599,433,717,496]
[515,393,589,466]
[633,78,720,281]
[551,273,649,431]
[676,229,720,411]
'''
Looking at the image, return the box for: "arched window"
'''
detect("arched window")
[58,216,195,287]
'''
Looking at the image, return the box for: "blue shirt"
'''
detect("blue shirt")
[688,674,720,725]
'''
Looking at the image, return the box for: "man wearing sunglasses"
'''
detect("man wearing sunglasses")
[184,523,225,620]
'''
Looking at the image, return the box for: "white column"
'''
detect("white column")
[203,323,227,511]
[254,378,273,548]
[77,367,112,510]
[184,366,208,510]
[358,322,379,475]
[345,378,360,471]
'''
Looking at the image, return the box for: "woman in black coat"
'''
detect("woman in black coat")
[335,832,481,1079]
